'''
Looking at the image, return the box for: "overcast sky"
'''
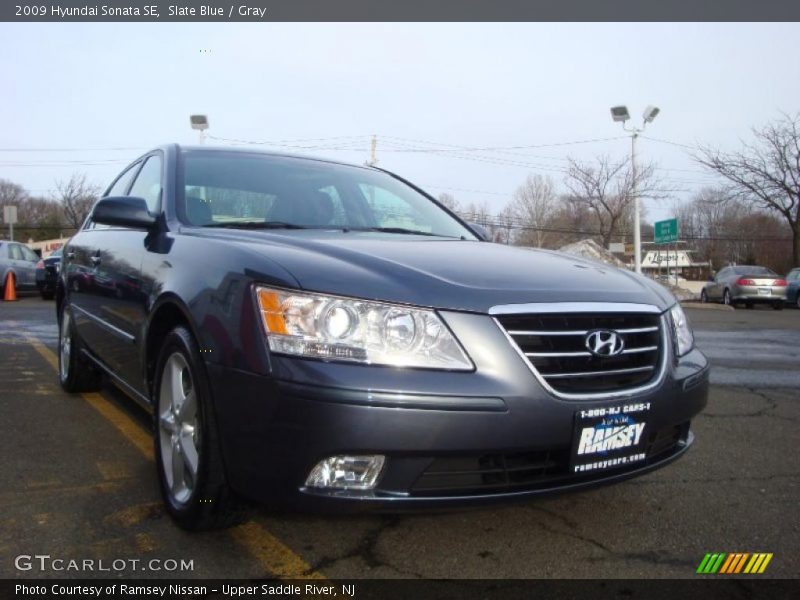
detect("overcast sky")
[2,22,799,223]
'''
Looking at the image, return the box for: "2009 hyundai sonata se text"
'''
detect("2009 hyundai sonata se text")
[56,145,709,530]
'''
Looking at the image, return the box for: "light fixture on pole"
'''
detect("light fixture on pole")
[190,114,209,144]
[609,104,660,275]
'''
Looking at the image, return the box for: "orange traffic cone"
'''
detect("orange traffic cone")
[3,272,17,301]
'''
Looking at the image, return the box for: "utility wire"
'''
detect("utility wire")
[0,146,145,152]
[640,135,698,150]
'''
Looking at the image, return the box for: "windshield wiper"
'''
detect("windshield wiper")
[347,227,445,237]
[201,221,308,230]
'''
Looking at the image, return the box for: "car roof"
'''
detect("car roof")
[164,143,381,173]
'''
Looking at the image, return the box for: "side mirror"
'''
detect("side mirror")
[92,196,157,230]
[708,275,715,282]
[469,222,490,241]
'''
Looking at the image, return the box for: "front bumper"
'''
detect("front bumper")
[205,311,709,511]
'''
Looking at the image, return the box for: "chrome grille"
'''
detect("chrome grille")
[496,310,665,396]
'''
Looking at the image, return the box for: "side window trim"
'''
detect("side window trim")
[128,151,165,215]
[104,160,144,198]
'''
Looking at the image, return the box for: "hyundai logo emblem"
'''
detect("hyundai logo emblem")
[585,329,625,357]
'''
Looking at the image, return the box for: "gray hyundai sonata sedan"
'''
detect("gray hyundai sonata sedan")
[56,145,709,530]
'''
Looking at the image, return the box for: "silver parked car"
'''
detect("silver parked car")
[0,241,39,294]
[700,265,787,309]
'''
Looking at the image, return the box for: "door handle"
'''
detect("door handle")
[66,251,75,259]
[90,255,102,266]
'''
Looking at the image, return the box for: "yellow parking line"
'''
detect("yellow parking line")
[231,521,326,579]
[28,338,154,459]
[27,337,327,581]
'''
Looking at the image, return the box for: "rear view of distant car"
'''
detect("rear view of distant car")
[701,265,787,309]
[35,247,63,300]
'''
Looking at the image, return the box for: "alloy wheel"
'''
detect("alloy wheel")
[723,290,731,305]
[158,352,200,505]
[59,312,71,382]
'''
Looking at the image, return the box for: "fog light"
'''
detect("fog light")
[304,455,385,490]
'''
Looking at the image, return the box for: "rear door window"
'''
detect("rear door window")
[20,246,38,262]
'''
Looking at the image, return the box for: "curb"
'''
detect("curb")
[680,301,735,311]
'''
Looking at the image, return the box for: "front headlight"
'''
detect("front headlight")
[254,286,473,370]
[669,303,694,356]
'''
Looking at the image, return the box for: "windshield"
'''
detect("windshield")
[733,266,777,276]
[178,150,477,240]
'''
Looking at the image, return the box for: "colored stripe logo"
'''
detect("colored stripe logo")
[697,553,773,574]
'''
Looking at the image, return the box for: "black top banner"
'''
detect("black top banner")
[3,0,800,22]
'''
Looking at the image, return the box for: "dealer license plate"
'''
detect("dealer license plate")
[570,403,651,474]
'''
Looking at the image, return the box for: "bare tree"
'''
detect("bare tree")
[54,173,101,229]
[460,201,491,226]
[507,174,558,248]
[437,192,460,212]
[564,155,663,248]
[460,201,507,241]
[0,178,27,207]
[675,187,793,273]
[495,204,517,245]
[694,113,800,267]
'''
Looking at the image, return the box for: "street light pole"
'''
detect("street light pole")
[190,115,209,145]
[631,129,640,274]
[610,105,660,275]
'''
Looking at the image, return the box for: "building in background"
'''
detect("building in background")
[639,242,711,281]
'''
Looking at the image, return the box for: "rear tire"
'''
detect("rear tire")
[41,291,54,300]
[58,305,102,393]
[772,302,784,311]
[153,325,247,531]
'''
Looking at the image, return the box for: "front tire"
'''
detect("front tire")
[58,305,102,393]
[700,289,708,303]
[153,326,246,531]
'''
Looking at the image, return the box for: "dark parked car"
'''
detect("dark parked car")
[57,145,709,530]
[35,247,62,300]
[700,265,787,309]
[786,268,800,308]
[0,241,39,294]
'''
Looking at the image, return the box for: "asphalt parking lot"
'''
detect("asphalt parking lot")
[1,296,798,579]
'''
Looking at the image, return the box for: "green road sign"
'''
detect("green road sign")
[654,218,678,244]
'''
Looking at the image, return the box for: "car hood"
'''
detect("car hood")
[188,229,674,313]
